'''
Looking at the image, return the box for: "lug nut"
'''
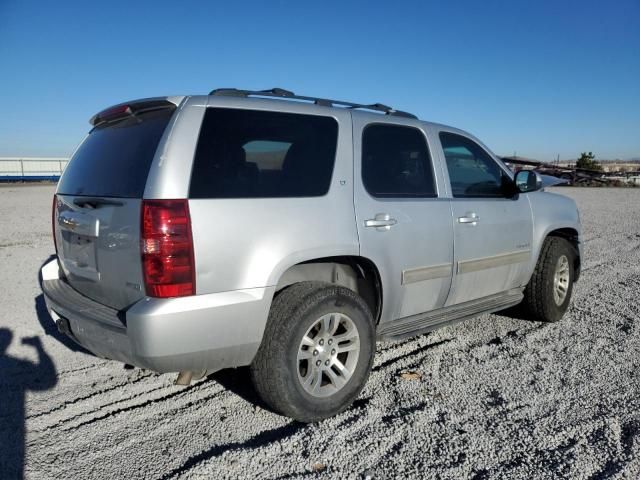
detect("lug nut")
[316,360,321,367]
[313,350,319,356]
[319,339,324,346]
[331,349,336,355]
[328,339,333,345]
[324,360,330,366]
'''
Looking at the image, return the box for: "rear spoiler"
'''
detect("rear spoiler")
[90,97,183,126]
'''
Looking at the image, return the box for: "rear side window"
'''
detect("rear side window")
[362,124,436,198]
[189,108,338,198]
[439,132,509,198]
[57,108,174,198]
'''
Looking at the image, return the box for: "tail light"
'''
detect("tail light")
[141,200,195,298]
[52,195,58,253]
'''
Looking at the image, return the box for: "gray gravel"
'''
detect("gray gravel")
[1,185,639,479]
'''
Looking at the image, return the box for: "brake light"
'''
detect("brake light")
[52,195,58,253]
[94,104,132,124]
[141,200,195,298]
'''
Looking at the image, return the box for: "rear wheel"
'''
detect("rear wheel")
[521,237,576,322]
[250,282,375,422]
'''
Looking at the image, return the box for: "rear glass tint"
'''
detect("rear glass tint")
[362,124,436,198]
[189,108,338,198]
[57,108,174,198]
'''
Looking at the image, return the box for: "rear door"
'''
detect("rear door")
[54,102,177,310]
[186,105,356,295]
[437,130,533,306]
[353,116,454,323]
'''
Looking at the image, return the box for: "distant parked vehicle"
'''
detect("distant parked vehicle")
[41,88,582,421]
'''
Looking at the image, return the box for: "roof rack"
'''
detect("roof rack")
[208,88,417,119]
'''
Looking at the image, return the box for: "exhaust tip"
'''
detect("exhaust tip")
[56,318,71,336]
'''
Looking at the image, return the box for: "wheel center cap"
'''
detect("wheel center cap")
[315,340,335,364]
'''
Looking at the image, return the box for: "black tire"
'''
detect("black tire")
[521,237,576,322]
[250,281,375,422]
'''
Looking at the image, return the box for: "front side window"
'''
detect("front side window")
[362,124,436,198]
[439,132,510,198]
[190,108,338,198]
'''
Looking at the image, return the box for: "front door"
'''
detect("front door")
[353,116,454,324]
[437,131,533,306]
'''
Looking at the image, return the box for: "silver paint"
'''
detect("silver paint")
[44,94,582,375]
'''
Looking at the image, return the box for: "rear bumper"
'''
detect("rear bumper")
[41,259,274,373]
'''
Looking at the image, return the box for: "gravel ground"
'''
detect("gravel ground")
[1,185,639,479]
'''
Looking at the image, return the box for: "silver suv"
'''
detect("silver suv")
[41,88,582,421]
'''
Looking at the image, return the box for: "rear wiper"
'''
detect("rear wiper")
[73,197,124,208]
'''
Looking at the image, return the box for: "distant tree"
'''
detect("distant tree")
[576,151,602,171]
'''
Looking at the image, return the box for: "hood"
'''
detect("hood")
[540,174,570,189]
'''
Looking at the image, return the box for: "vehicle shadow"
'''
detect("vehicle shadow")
[160,367,304,480]
[498,304,538,322]
[209,366,272,412]
[35,255,92,355]
[0,328,58,478]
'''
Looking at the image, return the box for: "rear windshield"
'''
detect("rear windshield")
[189,108,338,198]
[57,108,174,198]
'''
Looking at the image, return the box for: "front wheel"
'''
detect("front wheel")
[250,282,375,422]
[521,237,576,322]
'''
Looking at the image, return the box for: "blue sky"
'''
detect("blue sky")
[0,0,638,160]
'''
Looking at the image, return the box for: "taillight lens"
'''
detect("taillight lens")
[52,195,58,253]
[141,200,195,298]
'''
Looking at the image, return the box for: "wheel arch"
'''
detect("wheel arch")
[274,256,383,324]
[545,227,581,280]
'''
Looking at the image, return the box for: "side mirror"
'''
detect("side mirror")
[514,170,542,193]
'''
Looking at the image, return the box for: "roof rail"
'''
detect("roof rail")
[209,88,417,119]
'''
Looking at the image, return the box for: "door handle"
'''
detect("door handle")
[458,213,479,225]
[365,214,397,231]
